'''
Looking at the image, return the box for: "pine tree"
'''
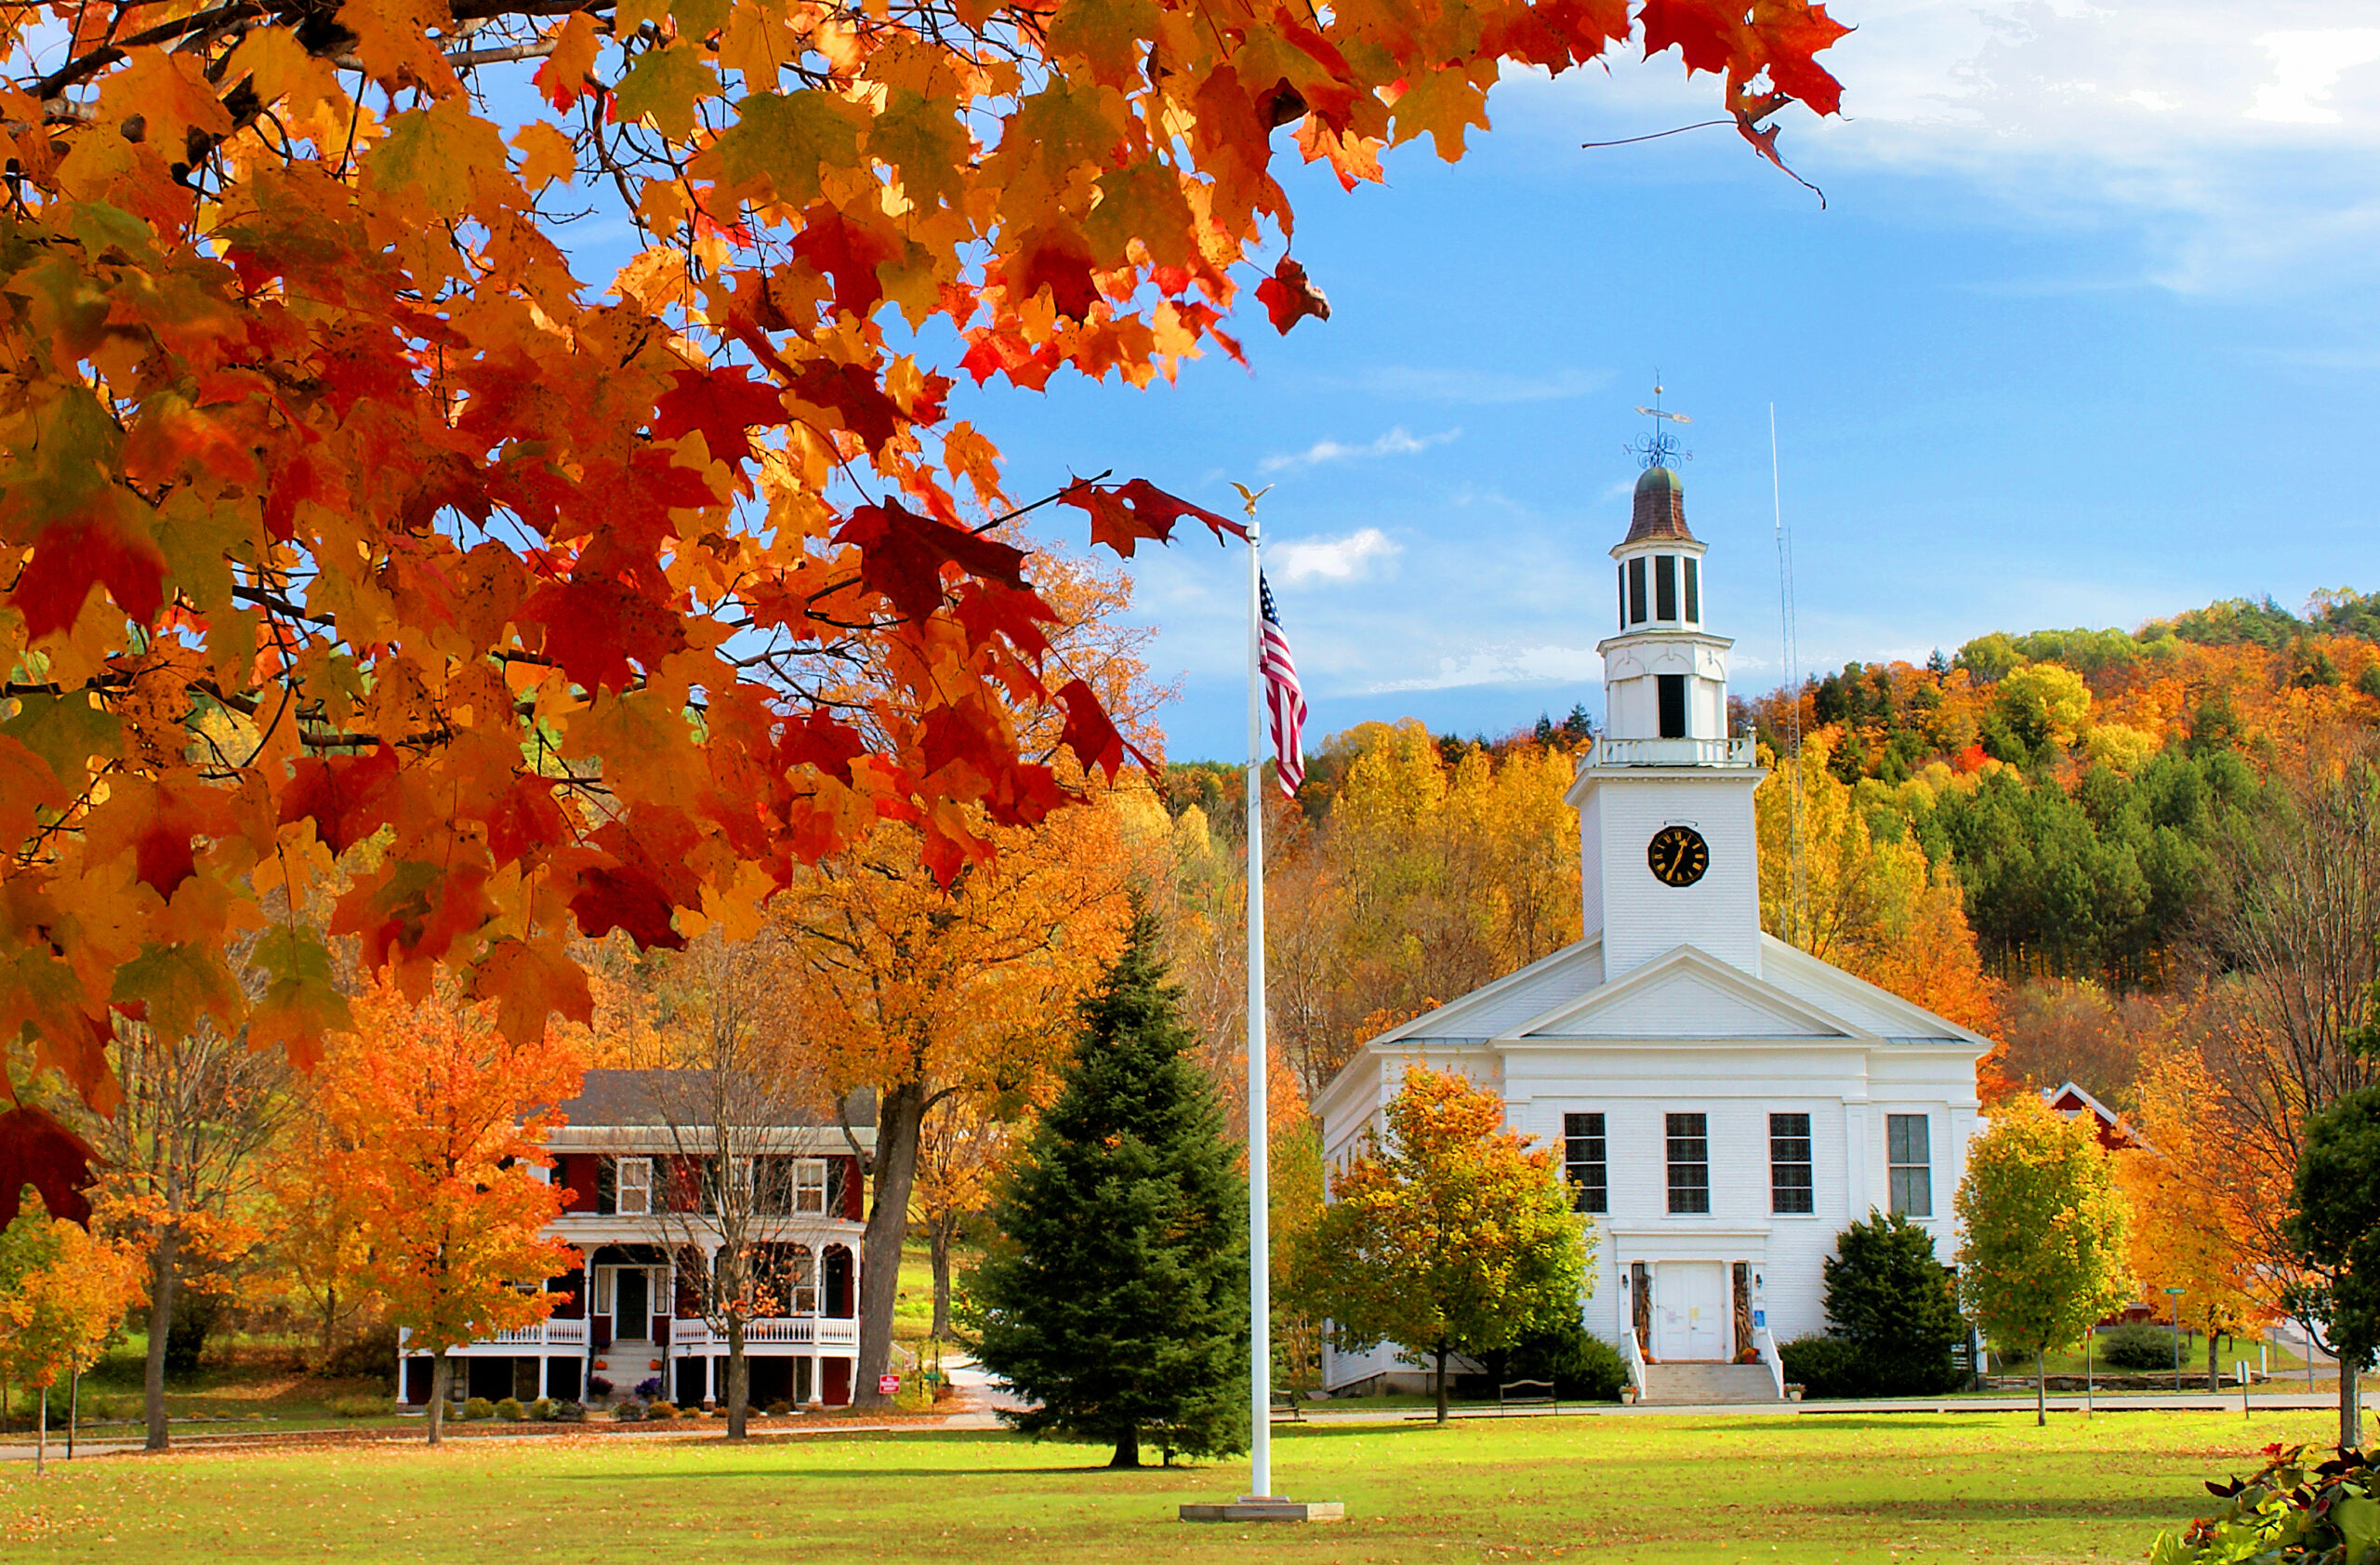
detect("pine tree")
[972,903,1250,1468]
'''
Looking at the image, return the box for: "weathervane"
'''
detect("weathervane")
[1624,378,1693,471]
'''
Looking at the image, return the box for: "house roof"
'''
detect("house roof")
[2043,1080,2149,1151]
[553,1068,875,1132]
[1623,465,1696,545]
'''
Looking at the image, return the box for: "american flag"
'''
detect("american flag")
[1259,571,1307,796]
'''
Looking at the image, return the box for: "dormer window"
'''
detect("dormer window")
[1655,556,1678,620]
[1627,557,1647,625]
[615,1156,652,1216]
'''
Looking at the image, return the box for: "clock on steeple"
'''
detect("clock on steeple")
[1646,825,1709,887]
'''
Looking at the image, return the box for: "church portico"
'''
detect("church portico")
[1315,430,1989,1402]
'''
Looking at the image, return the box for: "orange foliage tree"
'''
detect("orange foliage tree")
[311,984,583,1443]
[0,1213,145,1468]
[0,0,1853,1206]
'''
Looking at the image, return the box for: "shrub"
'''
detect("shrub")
[550,1400,587,1423]
[1778,1335,1864,1399]
[588,1375,614,1398]
[765,1399,792,1416]
[644,1400,678,1421]
[327,1394,388,1418]
[2100,1322,2183,1372]
[494,1397,525,1422]
[2153,1444,2370,1564]
[635,1376,665,1399]
[1499,1320,1629,1401]
[611,1401,643,1421]
[460,1397,495,1421]
[1818,1213,1965,1396]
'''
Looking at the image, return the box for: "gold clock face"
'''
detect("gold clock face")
[1647,825,1710,888]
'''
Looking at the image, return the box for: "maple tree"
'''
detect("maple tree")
[2115,1139,2267,1392]
[0,0,1853,1207]
[1295,1062,1587,1424]
[910,1090,1008,1341]
[314,983,582,1444]
[1952,1090,2132,1427]
[0,1211,145,1471]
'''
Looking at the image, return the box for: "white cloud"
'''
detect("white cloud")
[1525,0,2380,292]
[2250,28,2380,122]
[1269,527,1403,584]
[1368,643,1605,692]
[1259,425,1461,473]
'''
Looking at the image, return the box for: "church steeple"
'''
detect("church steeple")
[1565,403,1765,982]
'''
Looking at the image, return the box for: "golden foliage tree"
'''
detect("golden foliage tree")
[314,986,584,1444]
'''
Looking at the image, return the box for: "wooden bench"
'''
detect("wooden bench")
[1271,1387,1305,1422]
[1498,1378,1556,1414]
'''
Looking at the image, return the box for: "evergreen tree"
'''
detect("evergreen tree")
[1820,1213,1966,1396]
[971,904,1250,1468]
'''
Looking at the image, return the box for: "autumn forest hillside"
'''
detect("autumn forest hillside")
[1155,588,2380,1122]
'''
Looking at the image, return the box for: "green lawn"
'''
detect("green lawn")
[0,1408,2331,1563]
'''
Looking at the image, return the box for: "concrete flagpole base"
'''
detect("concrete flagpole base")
[1179,1498,1346,1522]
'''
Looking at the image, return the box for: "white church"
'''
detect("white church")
[1313,460,1992,1403]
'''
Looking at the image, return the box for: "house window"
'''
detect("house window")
[1684,557,1699,622]
[1770,1113,1814,1214]
[1656,555,1678,620]
[792,1249,819,1315]
[1888,1115,1933,1217]
[1628,557,1647,625]
[1666,1112,1710,1214]
[592,1268,615,1314]
[794,1159,828,1215]
[616,1157,652,1216]
[1658,674,1687,739]
[1563,1113,1607,1214]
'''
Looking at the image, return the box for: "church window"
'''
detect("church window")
[1887,1115,1933,1217]
[1628,557,1646,624]
[1656,555,1678,619]
[1665,1112,1710,1214]
[1564,1113,1607,1214]
[1658,674,1687,738]
[1617,564,1627,630]
[1684,557,1700,621]
[1769,1113,1814,1214]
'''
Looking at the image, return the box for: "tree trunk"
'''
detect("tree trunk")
[2342,1352,2362,1451]
[35,1385,46,1477]
[1109,1428,1140,1468]
[1435,1341,1450,1426]
[854,1076,927,1408]
[142,1227,179,1452]
[428,1356,451,1447]
[726,1318,749,1441]
[930,1220,953,1342]
[2208,1329,2220,1395]
[2035,1341,2047,1428]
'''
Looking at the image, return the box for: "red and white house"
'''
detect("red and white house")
[399,1069,874,1410]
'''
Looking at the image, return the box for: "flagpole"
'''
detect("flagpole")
[1245,512,1273,1503]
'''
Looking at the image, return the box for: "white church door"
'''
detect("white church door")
[1653,1261,1727,1360]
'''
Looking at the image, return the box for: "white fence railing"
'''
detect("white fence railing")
[1585,736,1757,770]
[1752,1325,1785,1399]
[403,1317,590,1353]
[1621,1326,1649,1399]
[670,1317,862,1349]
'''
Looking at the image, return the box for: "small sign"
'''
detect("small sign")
[1752,1309,1766,1329]
[878,1374,901,1396]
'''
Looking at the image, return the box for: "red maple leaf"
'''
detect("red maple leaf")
[0,1105,99,1227]
[280,744,402,855]
[835,499,1030,623]
[569,864,688,950]
[1639,0,1744,77]
[652,365,790,467]
[526,575,691,692]
[10,517,168,641]
[793,205,897,319]
[1055,677,1151,781]
[787,359,905,452]
[1060,477,1247,558]
[1011,228,1102,322]
[1256,256,1331,335]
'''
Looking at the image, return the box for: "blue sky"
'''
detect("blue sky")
[970,3,2380,761]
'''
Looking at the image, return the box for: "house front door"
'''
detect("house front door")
[1653,1261,1727,1360]
[615,1267,650,1343]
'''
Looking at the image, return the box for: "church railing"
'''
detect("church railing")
[1752,1325,1785,1399]
[1584,737,1757,769]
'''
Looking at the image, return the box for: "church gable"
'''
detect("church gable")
[1756,935,1985,1044]
[1364,938,1605,1045]
[1514,945,1859,1042]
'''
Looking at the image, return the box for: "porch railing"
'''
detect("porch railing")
[1752,1325,1785,1399]
[403,1317,591,1353]
[670,1316,861,1348]
[1621,1325,1649,1399]
[1584,736,1757,770]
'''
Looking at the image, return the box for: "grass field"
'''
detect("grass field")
[0,1407,2329,1563]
